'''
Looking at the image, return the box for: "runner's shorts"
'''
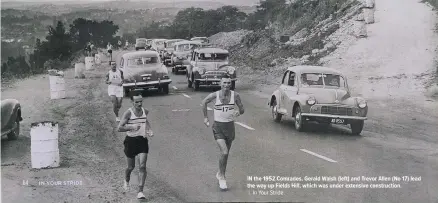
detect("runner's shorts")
[124,136,149,158]
[212,121,235,141]
[108,85,123,98]
[108,49,112,54]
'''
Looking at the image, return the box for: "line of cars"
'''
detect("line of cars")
[121,38,369,135]
[121,37,236,96]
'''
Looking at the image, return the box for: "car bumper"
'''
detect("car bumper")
[174,65,189,70]
[122,79,172,88]
[195,78,237,85]
[300,113,367,120]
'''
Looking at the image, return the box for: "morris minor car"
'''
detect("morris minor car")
[1,99,23,140]
[171,40,202,74]
[268,66,368,135]
[187,47,237,91]
[119,51,172,96]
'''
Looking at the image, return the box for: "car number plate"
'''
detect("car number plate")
[331,119,345,124]
[212,82,219,85]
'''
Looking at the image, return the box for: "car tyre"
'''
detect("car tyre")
[187,74,193,88]
[123,87,130,97]
[7,120,20,140]
[231,81,236,90]
[271,100,282,122]
[294,106,305,132]
[162,85,169,94]
[350,120,364,135]
[194,80,200,91]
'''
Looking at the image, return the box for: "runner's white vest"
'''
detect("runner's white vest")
[109,69,122,85]
[214,91,235,122]
[126,108,147,137]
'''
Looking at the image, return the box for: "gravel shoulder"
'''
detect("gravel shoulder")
[1,51,184,203]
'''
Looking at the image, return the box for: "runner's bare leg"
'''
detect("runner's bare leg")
[137,153,148,192]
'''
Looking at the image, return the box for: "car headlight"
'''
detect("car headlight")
[162,74,169,79]
[307,96,316,105]
[358,99,367,108]
[227,66,235,75]
[198,68,205,75]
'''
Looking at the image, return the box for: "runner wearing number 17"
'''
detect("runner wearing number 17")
[201,75,245,191]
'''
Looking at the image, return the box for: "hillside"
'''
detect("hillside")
[209,0,438,101]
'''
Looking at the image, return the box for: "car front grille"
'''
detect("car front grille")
[321,106,353,116]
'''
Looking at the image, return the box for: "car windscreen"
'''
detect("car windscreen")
[127,57,159,66]
[176,44,199,51]
[301,73,346,88]
[137,39,146,43]
[198,53,228,61]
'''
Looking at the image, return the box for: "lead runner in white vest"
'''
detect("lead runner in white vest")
[201,76,245,190]
[106,62,124,121]
[117,94,153,200]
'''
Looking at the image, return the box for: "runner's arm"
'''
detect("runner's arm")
[201,93,216,118]
[144,109,152,131]
[120,70,124,84]
[118,110,135,132]
[235,92,245,115]
[105,72,110,84]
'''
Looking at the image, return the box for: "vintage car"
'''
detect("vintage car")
[135,38,149,50]
[162,39,184,66]
[190,37,209,45]
[187,47,237,91]
[268,66,368,135]
[119,51,172,96]
[1,99,23,140]
[171,40,202,73]
[151,39,167,58]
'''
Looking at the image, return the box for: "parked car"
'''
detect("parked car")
[187,47,236,91]
[151,39,167,58]
[119,51,172,96]
[1,99,23,140]
[162,39,184,66]
[171,40,202,74]
[135,38,148,50]
[268,65,368,135]
[190,37,209,45]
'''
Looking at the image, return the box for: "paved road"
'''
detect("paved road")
[113,51,438,202]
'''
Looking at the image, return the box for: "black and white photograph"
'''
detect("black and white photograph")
[1,0,438,202]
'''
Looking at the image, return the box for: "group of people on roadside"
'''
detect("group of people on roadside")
[105,52,245,199]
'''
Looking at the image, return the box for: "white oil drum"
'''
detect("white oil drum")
[95,54,101,64]
[48,70,66,99]
[363,8,375,24]
[74,63,85,78]
[85,57,95,70]
[356,21,367,38]
[30,121,60,169]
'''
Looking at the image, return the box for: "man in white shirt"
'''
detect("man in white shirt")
[201,75,245,190]
[105,61,124,121]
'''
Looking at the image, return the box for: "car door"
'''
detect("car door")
[278,71,289,113]
[280,71,298,115]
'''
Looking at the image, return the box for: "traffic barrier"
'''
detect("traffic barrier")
[95,54,101,64]
[48,70,66,99]
[356,21,367,38]
[74,63,85,78]
[30,121,60,169]
[85,57,95,70]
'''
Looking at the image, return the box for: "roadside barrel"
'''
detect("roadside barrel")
[30,121,60,169]
[74,63,85,79]
[85,57,95,70]
[355,21,367,38]
[48,69,66,99]
[95,54,101,65]
[363,8,375,24]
